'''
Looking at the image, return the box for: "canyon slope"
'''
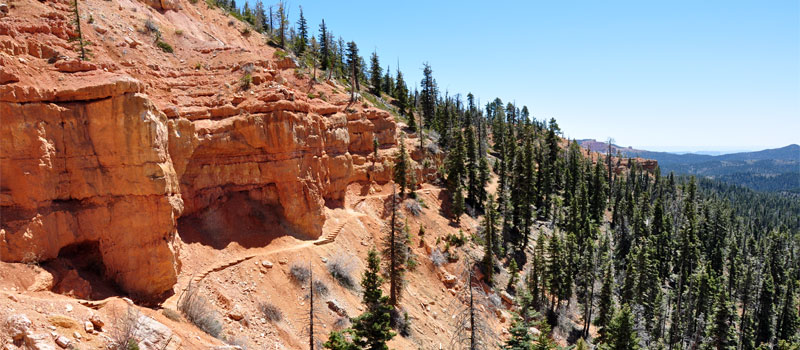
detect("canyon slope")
[1,0,395,299]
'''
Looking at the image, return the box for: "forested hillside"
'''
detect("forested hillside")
[579,141,800,193]
[397,82,800,349]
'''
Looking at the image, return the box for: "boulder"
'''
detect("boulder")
[136,315,173,350]
[88,314,104,330]
[24,332,54,350]
[326,299,347,317]
[0,67,18,84]
[227,305,244,321]
[54,335,71,349]
[441,273,457,288]
[54,60,97,73]
[5,314,31,341]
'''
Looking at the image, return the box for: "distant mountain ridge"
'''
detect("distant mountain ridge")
[578,140,800,193]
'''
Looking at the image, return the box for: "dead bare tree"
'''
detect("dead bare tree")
[108,306,142,350]
[300,264,325,350]
[449,258,493,350]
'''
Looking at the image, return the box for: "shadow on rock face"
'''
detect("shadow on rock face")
[177,190,301,249]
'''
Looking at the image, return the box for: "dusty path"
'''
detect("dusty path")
[161,218,350,310]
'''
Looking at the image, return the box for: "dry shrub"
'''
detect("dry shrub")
[258,302,283,323]
[430,248,446,267]
[327,257,357,290]
[178,283,222,338]
[312,279,329,296]
[108,307,141,350]
[290,264,310,284]
[161,308,182,322]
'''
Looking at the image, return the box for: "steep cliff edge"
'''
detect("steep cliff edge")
[0,0,396,299]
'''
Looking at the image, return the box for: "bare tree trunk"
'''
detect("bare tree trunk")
[469,267,476,350]
[389,185,397,306]
[309,268,314,350]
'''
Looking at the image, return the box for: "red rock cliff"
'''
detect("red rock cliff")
[0,0,396,299]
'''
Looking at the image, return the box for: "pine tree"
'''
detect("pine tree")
[381,65,393,96]
[276,1,287,48]
[755,267,775,347]
[350,249,395,349]
[393,139,409,196]
[597,263,615,341]
[420,63,436,129]
[777,280,799,343]
[482,195,497,285]
[383,186,409,306]
[531,321,558,350]
[369,51,382,96]
[452,183,465,223]
[602,305,641,350]
[254,1,267,32]
[394,69,409,118]
[504,314,533,349]
[323,330,358,350]
[346,42,360,100]
[318,19,330,71]
[465,126,479,209]
[702,287,738,350]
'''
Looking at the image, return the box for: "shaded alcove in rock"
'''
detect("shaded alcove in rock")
[43,240,124,301]
[178,187,303,249]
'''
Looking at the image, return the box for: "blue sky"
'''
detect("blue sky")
[239,0,799,152]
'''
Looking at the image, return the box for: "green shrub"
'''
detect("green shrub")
[156,41,173,53]
[240,73,252,90]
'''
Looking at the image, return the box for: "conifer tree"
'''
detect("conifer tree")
[504,314,533,349]
[350,249,395,349]
[702,287,738,350]
[276,1,287,48]
[602,305,641,350]
[394,69,409,118]
[346,42,360,100]
[383,186,409,306]
[318,20,330,71]
[393,138,409,196]
[381,65,393,96]
[777,280,799,343]
[482,195,497,285]
[420,63,436,128]
[369,51,382,96]
[465,126,479,209]
[755,267,775,347]
[597,263,615,341]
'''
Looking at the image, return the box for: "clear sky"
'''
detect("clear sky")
[239,0,799,152]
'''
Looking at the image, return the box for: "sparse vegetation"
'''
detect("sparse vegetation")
[327,257,357,290]
[312,279,329,296]
[404,199,421,216]
[156,40,173,53]
[259,302,283,323]
[290,264,311,284]
[161,308,182,322]
[69,0,90,61]
[429,248,446,267]
[239,73,252,90]
[175,29,184,36]
[108,307,141,350]
[177,283,222,338]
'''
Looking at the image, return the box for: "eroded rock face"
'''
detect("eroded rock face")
[0,77,182,298]
[0,0,396,300]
